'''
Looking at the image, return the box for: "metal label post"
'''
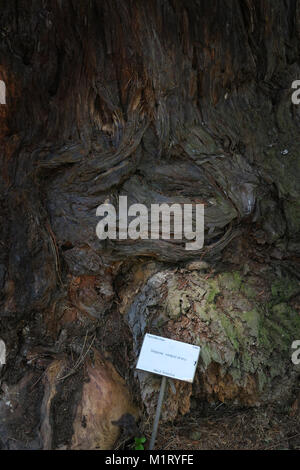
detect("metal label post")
[149,375,167,450]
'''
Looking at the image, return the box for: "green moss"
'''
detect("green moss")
[166,287,191,319]
[242,350,254,372]
[257,369,267,392]
[272,302,300,331]
[255,298,299,351]
[206,280,220,303]
[199,344,212,368]
[258,324,272,349]
[233,271,242,288]
[218,271,242,292]
[241,309,260,337]
[194,303,210,322]
[263,317,292,350]
[271,277,300,302]
[257,297,299,352]
[165,267,300,398]
[199,343,225,368]
[230,366,242,383]
[241,283,257,299]
[219,314,240,351]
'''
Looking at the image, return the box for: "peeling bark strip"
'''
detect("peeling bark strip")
[0,0,300,449]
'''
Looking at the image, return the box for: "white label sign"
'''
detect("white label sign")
[136,334,200,383]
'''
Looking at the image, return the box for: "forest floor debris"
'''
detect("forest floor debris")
[144,400,300,450]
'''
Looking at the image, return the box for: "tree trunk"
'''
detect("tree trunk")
[0,0,300,450]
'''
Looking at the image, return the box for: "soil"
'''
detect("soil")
[118,395,300,450]
[156,403,300,450]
